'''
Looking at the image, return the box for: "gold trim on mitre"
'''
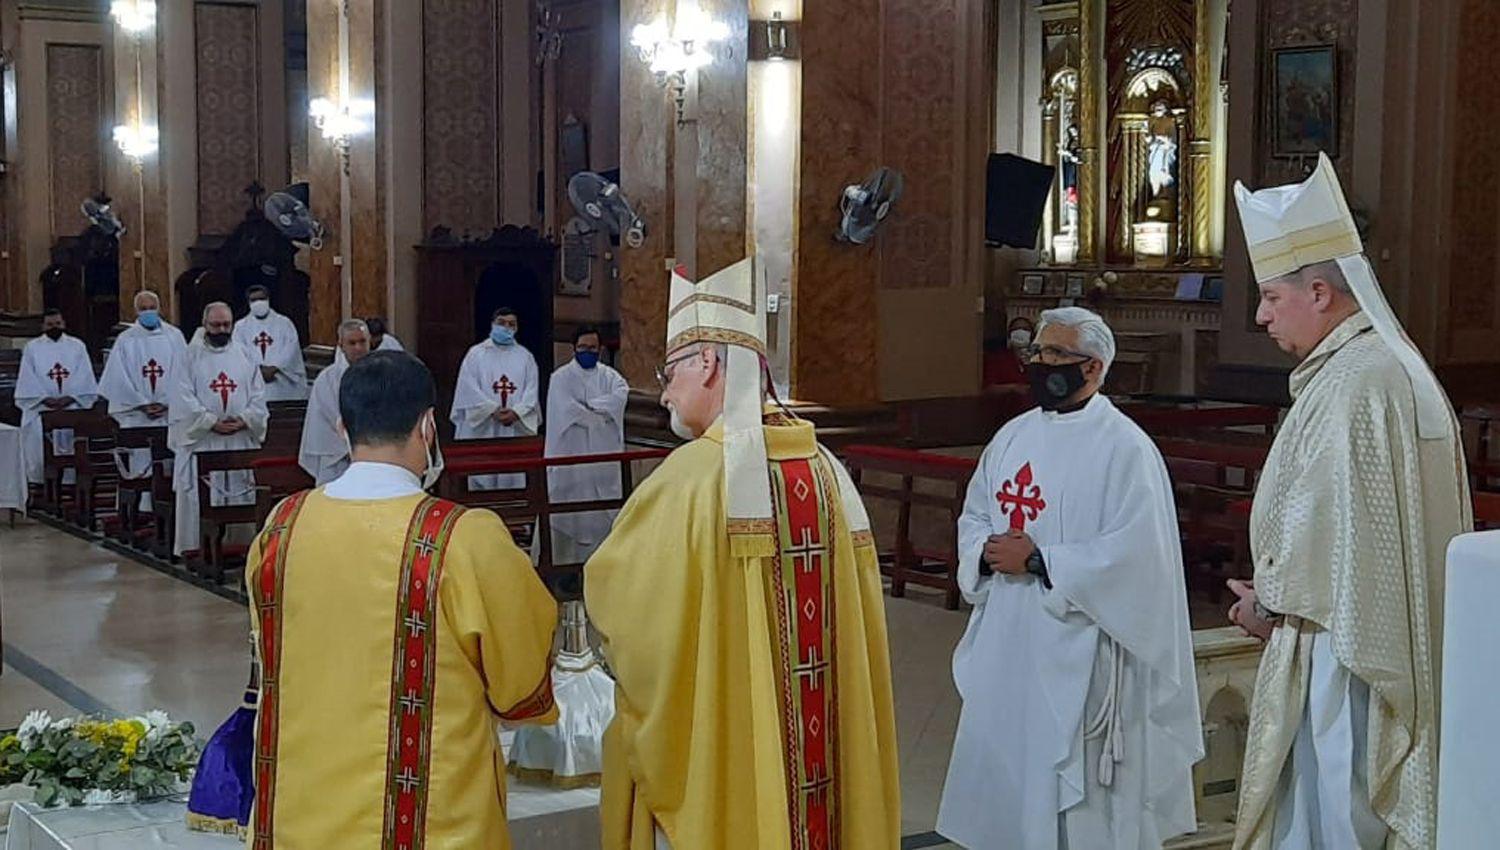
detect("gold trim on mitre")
[666,257,766,354]
[1233,152,1363,283]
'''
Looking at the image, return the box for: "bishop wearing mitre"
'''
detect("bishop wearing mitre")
[585,258,901,850]
[14,309,97,484]
[1226,154,1472,849]
[170,302,268,557]
[232,285,308,402]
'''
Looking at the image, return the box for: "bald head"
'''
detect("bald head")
[202,302,233,348]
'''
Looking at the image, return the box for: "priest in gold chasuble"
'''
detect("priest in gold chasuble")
[585,258,902,850]
[244,351,559,850]
[1228,155,1472,850]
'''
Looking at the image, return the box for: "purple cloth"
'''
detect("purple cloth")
[186,690,257,832]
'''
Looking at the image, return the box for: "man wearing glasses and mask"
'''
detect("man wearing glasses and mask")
[937,306,1203,850]
[584,258,901,850]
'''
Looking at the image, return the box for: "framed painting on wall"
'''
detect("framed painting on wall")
[1271,44,1338,157]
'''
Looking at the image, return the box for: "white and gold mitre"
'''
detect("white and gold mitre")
[666,257,776,556]
[1235,152,1452,440]
[1233,152,1362,283]
[667,255,766,355]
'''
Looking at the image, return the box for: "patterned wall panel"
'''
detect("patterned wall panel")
[196,2,262,236]
[1256,0,1358,187]
[46,44,104,241]
[795,0,882,404]
[1447,0,1500,332]
[422,0,500,234]
[879,0,957,290]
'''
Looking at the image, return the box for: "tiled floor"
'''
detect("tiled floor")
[0,519,973,848]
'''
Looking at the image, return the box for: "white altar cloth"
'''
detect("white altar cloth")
[1437,530,1500,850]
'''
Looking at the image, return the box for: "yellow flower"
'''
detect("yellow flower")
[0,734,18,751]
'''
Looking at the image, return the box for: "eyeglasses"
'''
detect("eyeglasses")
[654,350,701,389]
[1022,344,1093,364]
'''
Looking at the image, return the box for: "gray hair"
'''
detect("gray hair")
[202,301,232,323]
[1037,306,1116,377]
[337,318,370,340]
[1289,259,1353,294]
[133,290,160,310]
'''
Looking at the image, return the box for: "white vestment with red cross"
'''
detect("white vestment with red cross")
[449,338,541,491]
[13,332,98,483]
[167,341,268,555]
[937,394,1203,850]
[98,319,188,481]
[232,308,308,402]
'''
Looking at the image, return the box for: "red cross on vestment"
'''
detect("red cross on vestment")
[209,371,238,413]
[997,461,1047,531]
[142,359,165,394]
[47,362,70,394]
[253,330,274,359]
[493,375,516,408]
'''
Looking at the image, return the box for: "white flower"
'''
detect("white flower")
[53,717,74,731]
[16,710,53,750]
[142,710,171,743]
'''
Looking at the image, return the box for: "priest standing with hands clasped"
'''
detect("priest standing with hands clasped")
[543,325,629,565]
[14,308,98,485]
[937,306,1202,850]
[171,302,267,557]
[451,307,540,491]
[232,285,308,402]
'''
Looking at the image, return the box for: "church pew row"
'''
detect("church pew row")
[1475,491,1500,530]
[434,447,672,595]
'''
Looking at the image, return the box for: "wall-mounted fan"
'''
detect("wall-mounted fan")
[836,167,903,244]
[567,171,646,249]
[264,182,325,249]
[80,195,125,238]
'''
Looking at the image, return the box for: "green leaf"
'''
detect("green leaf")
[64,767,87,779]
[35,783,58,807]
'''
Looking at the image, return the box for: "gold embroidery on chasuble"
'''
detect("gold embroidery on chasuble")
[249,491,313,850]
[768,456,842,850]
[381,497,467,850]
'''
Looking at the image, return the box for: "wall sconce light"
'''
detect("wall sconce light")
[630,2,729,124]
[309,96,374,174]
[110,0,157,36]
[113,123,159,171]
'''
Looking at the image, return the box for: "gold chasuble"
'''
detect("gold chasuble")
[585,415,902,850]
[244,490,558,850]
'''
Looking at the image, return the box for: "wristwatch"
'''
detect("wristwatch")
[1025,549,1052,589]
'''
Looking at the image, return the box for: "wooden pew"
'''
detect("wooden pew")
[1475,491,1500,530]
[437,446,670,595]
[70,413,121,533]
[843,445,978,611]
[192,423,304,581]
[38,404,109,518]
[112,426,171,553]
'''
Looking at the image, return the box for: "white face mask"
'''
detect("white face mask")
[420,412,445,491]
[1009,328,1033,348]
[249,300,271,319]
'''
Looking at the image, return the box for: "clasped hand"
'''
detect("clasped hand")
[493,408,519,426]
[212,417,246,435]
[1227,579,1275,641]
[983,530,1036,575]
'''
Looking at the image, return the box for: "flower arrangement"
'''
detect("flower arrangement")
[0,710,201,807]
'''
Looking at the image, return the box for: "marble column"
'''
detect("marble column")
[618,0,749,387]
[304,0,345,345]
[1077,0,1101,264]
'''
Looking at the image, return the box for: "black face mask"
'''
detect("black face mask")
[1028,360,1089,410]
[44,328,64,341]
[206,331,232,349]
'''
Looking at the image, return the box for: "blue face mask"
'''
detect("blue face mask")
[138,309,161,330]
[575,351,599,370]
[491,325,516,346]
